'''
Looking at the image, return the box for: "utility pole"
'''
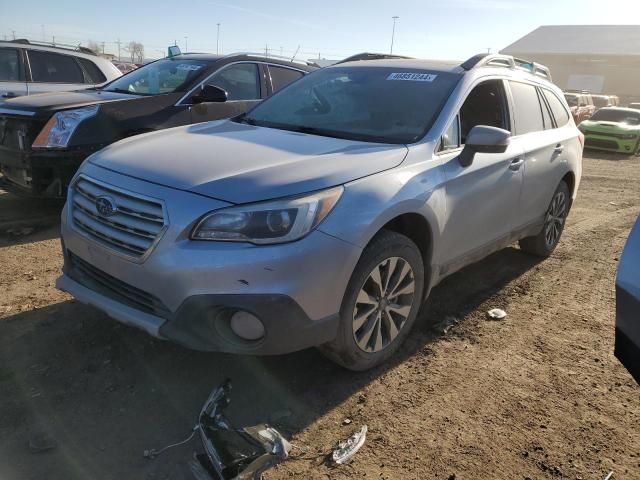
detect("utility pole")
[390,16,399,54]
[184,36,188,52]
[41,24,45,42]
[101,42,105,55]
[116,38,121,61]
[265,44,269,57]
[12,30,16,40]
[52,35,55,46]
[487,47,491,54]
[216,23,220,54]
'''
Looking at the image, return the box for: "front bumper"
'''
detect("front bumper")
[583,135,640,154]
[0,145,101,197]
[58,166,360,354]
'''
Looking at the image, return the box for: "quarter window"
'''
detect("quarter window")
[28,50,84,83]
[206,63,260,101]
[269,65,304,92]
[78,58,106,83]
[0,48,21,81]
[538,89,554,130]
[509,81,544,135]
[542,89,570,127]
[440,115,460,151]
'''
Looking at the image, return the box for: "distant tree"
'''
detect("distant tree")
[126,41,145,63]
[87,40,100,54]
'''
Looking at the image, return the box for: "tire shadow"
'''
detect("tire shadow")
[0,246,542,479]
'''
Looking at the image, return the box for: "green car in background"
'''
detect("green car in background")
[579,107,640,155]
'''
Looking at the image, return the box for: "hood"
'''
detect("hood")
[90,120,408,203]
[2,89,140,114]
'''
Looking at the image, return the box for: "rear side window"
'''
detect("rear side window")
[269,65,304,92]
[78,58,106,83]
[509,81,544,135]
[0,48,21,81]
[28,50,84,83]
[206,63,260,101]
[542,89,570,127]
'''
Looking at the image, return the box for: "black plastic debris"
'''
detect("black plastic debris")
[194,379,292,480]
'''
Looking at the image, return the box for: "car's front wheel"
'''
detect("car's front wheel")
[519,181,570,257]
[319,230,424,371]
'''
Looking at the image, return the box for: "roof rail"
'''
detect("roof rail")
[224,52,317,67]
[7,38,97,56]
[335,52,414,65]
[461,53,552,82]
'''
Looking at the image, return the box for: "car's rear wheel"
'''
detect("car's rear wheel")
[319,230,424,371]
[519,181,570,257]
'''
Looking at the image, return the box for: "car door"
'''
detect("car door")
[0,47,27,102]
[439,79,524,274]
[25,50,88,95]
[508,81,572,233]
[189,62,264,124]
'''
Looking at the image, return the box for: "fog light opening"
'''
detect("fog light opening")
[230,310,265,341]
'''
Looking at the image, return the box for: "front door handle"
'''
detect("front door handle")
[553,143,564,154]
[509,157,524,171]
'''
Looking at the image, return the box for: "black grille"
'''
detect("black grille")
[67,251,170,317]
[585,130,637,139]
[585,138,619,150]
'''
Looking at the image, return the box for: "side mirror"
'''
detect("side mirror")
[458,125,511,167]
[191,85,228,104]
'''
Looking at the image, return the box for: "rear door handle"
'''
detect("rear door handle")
[509,157,524,171]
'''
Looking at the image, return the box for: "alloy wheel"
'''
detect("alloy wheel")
[544,190,567,249]
[352,256,416,353]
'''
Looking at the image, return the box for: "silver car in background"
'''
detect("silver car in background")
[56,53,583,370]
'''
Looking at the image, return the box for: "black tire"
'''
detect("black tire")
[319,230,425,371]
[519,181,571,257]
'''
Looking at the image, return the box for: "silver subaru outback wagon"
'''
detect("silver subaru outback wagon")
[57,53,583,371]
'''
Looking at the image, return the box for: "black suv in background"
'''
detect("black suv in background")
[0,53,316,197]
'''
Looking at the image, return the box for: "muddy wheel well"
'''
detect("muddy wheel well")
[379,213,433,294]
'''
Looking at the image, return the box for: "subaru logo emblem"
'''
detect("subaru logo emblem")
[95,196,117,217]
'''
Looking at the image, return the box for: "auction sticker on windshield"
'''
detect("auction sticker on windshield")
[387,72,437,82]
[177,64,203,71]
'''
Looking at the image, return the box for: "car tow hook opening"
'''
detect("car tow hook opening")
[230,310,265,341]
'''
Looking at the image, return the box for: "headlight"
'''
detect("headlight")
[32,106,99,148]
[192,187,343,244]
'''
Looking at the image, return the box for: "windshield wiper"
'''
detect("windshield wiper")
[234,113,257,126]
[105,88,149,96]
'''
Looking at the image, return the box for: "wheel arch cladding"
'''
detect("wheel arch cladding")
[379,213,433,298]
[561,171,576,211]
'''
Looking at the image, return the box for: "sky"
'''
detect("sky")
[1,0,640,61]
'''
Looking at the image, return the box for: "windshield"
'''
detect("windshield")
[591,109,640,125]
[564,95,579,107]
[237,66,461,144]
[592,96,609,107]
[103,58,209,95]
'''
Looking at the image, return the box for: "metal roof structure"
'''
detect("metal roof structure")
[501,25,640,57]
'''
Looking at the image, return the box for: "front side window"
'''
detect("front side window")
[509,81,544,135]
[103,58,209,95]
[269,65,304,92]
[28,50,84,83]
[0,48,21,81]
[460,80,509,144]
[238,66,462,144]
[206,63,260,101]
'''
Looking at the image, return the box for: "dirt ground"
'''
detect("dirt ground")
[0,152,638,480]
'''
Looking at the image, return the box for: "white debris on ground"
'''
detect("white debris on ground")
[332,425,367,465]
[487,308,507,320]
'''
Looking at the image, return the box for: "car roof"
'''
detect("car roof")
[172,53,316,70]
[0,40,117,69]
[329,58,465,73]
